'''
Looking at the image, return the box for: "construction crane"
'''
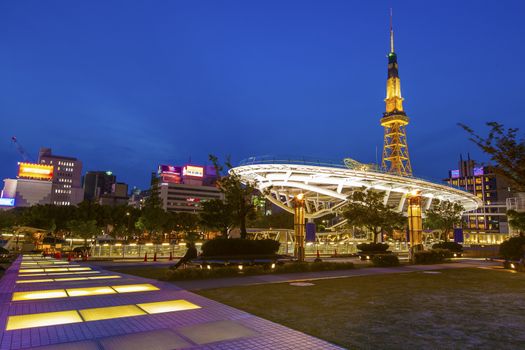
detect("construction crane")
[11,136,33,162]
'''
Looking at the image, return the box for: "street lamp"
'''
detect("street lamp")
[294,193,306,262]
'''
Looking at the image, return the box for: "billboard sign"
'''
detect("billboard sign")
[473,167,484,176]
[158,165,181,175]
[18,163,53,180]
[183,165,204,178]
[0,198,15,207]
[450,169,460,179]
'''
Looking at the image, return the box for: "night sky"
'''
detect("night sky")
[1,1,523,190]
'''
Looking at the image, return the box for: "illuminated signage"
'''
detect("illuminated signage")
[18,163,54,180]
[450,169,460,179]
[183,165,204,178]
[158,165,181,175]
[0,198,15,207]
[473,167,484,176]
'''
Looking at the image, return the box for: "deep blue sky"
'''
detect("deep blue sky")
[1,1,523,189]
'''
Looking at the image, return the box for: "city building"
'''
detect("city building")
[152,164,222,213]
[0,162,55,208]
[83,171,116,201]
[38,148,83,206]
[444,154,516,244]
[99,182,129,206]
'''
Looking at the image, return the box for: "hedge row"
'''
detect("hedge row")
[201,238,280,257]
[372,254,400,267]
[431,242,463,252]
[414,249,452,264]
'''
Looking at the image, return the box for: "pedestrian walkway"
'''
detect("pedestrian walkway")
[170,259,500,291]
[0,255,343,350]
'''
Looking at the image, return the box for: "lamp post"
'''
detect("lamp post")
[407,190,423,262]
[294,193,306,262]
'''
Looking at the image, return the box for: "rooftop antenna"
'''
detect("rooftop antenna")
[389,8,395,53]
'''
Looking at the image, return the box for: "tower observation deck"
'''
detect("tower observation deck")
[381,11,412,177]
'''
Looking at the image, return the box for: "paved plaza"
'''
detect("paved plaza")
[0,255,343,350]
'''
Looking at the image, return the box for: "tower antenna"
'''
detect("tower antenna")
[390,8,394,53]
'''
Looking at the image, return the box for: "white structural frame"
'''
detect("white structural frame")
[232,160,481,220]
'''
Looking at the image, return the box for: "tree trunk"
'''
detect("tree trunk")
[240,214,247,239]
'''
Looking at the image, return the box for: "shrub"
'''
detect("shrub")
[372,254,400,267]
[163,261,354,281]
[201,238,280,257]
[432,242,463,252]
[499,235,525,260]
[356,243,389,252]
[414,249,451,264]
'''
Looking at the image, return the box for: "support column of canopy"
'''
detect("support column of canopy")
[407,191,423,261]
[294,193,306,262]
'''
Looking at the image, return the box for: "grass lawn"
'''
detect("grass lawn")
[197,268,525,349]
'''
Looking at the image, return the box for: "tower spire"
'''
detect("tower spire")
[390,8,394,53]
[380,9,412,177]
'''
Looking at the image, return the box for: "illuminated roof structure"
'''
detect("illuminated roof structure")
[232,156,481,220]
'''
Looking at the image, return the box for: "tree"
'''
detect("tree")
[424,200,464,242]
[342,188,406,243]
[459,122,525,191]
[200,199,234,236]
[508,210,525,235]
[210,155,258,239]
[67,219,99,253]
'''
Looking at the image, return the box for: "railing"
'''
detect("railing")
[238,155,473,193]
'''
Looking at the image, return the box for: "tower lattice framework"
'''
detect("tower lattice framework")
[380,11,412,177]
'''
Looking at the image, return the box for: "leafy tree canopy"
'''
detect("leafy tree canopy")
[460,122,525,191]
[424,200,464,242]
[342,188,406,243]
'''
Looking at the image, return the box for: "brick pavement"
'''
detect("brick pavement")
[0,255,343,350]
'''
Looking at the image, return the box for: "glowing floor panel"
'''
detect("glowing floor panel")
[12,289,68,301]
[79,305,146,321]
[111,284,159,293]
[6,311,83,330]
[16,279,54,284]
[137,300,201,314]
[66,286,117,297]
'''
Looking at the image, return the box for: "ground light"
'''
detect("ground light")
[79,305,146,321]
[12,290,68,301]
[111,284,159,293]
[66,286,117,297]
[6,311,83,330]
[136,300,200,314]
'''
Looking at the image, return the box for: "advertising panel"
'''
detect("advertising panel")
[18,163,54,180]
[450,169,460,179]
[183,165,204,178]
[0,198,15,207]
[473,167,484,176]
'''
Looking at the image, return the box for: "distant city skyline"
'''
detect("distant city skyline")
[1,1,523,189]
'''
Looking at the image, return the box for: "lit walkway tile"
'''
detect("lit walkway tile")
[12,289,68,301]
[66,286,116,297]
[19,268,45,273]
[6,310,82,330]
[137,299,200,314]
[16,279,54,284]
[79,305,146,321]
[111,284,159,293]
[86,275,121,280]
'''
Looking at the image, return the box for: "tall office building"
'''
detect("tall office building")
[83,171,116,201]
[444,155,516,244]
[38,148,83,206]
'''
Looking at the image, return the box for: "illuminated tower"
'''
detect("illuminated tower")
[380,11,412,176]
